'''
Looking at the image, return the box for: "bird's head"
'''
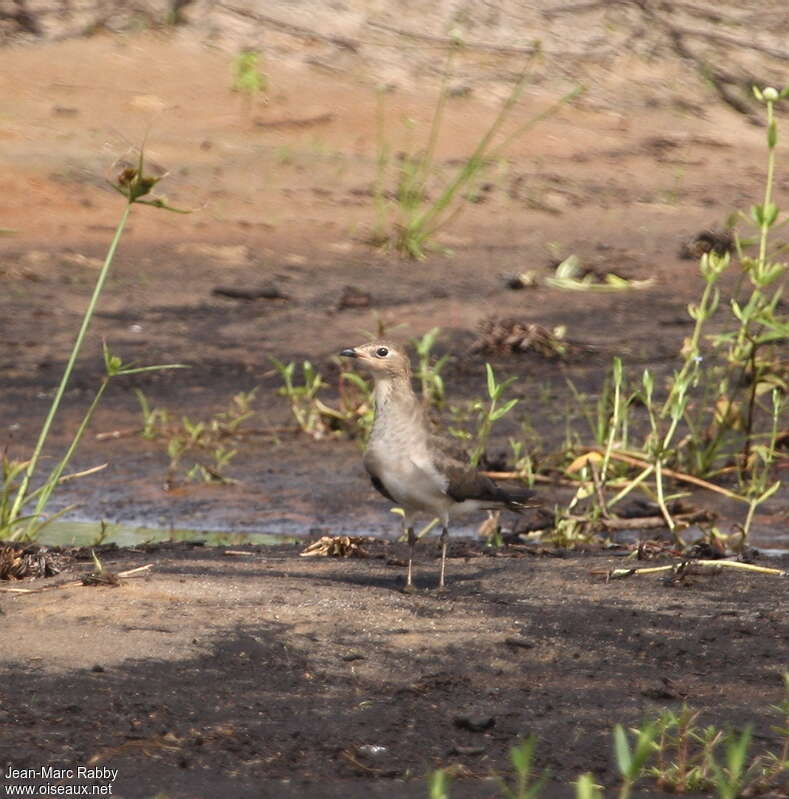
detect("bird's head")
[339,341,411,379]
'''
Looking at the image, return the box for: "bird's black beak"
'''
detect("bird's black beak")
[340,347,358,358]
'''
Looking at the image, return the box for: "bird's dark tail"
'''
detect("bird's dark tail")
[497,484,539,513]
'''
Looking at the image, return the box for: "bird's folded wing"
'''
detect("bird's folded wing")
[427,432,470,464]
[440,461,509,504]
[433,451,536,509]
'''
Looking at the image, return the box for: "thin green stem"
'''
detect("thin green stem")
[654,459,677,535]
[373,89,390,242]
[741,499,758,541]
[18,378,110,540]
[758,100,776,270]
[416,43,456,192]
[607,464,654,509]
[661,279,713,418]
[8,202,132,525]
[601,360,622,486]
[409,63,537,239]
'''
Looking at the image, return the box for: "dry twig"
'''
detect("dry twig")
[602,559,786,581]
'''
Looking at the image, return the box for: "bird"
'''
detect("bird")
[340,341,536,589]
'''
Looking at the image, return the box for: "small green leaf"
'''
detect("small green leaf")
[758,480,782,503]
[575,773,603,799]
[613,724,632,777]
[510,740,529,773]
[428,768,451,799]
[555,254,582,279]
[642,369,654,398]
[485,363,496,399]
[612,356,623,384]
[491,398,519,420]
[768,119,778,148]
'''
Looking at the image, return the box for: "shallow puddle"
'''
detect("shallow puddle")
[35,520,299,548]
[32,517,789,557]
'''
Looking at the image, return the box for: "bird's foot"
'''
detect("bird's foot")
[401,582,419,594]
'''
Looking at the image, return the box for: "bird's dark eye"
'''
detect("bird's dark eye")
[375,346,389,358]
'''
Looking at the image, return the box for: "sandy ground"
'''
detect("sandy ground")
[0,28,788,799]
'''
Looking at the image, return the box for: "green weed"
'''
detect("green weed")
[2,150,186,541]
[232,49,268,114]
[423,696,788,798]
[498,736,549,799]
[447,363,519,468]
[373,39,582,258]
[135,389,257,486]
[537,86,788,550]
[413,327,449,408]
[614,721,658,799]
[272,357,373,443]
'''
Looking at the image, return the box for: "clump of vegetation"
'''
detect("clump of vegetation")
[528,86,788,552]
[545,254,655,292]
[1,149,187,542]
[271,330,453,445]
[414,327,449,408]
[232,49,268,114]
[272,357,374,442]
[135,388,257,487]
[447,363,520,467]
[372,38,582,258]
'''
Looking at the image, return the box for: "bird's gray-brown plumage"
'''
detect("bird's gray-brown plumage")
[340,341,536,588]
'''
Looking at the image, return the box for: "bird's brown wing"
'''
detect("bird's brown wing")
[432,450,536,511]
[428,432,470,464]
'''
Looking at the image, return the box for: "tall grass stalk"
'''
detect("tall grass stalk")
[4,150,187,540]
[6,203,132,532]
[374,41,582,258]
[403,83,582,258]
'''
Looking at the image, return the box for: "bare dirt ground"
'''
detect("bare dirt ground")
[0,25,788,799]
[1,543,787,799]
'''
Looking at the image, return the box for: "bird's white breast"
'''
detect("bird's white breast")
[368,409,448,513]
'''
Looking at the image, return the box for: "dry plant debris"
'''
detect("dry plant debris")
[337,285,371,310]
[0,563,153,594]
[545,254,654,292]
[679,228,734,260]
[603,559,787,582]
[471,316,571,358]
[0,543,68,580]
[300,535,373,558]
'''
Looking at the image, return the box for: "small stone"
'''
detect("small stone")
[357,744,388,760]
[505,636,534,649]
[337,285,371,310]
[450,744,486,755]
[453,714,495,732]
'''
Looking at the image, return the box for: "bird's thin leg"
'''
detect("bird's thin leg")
[406,526,416,589]
[439,525,448,588]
